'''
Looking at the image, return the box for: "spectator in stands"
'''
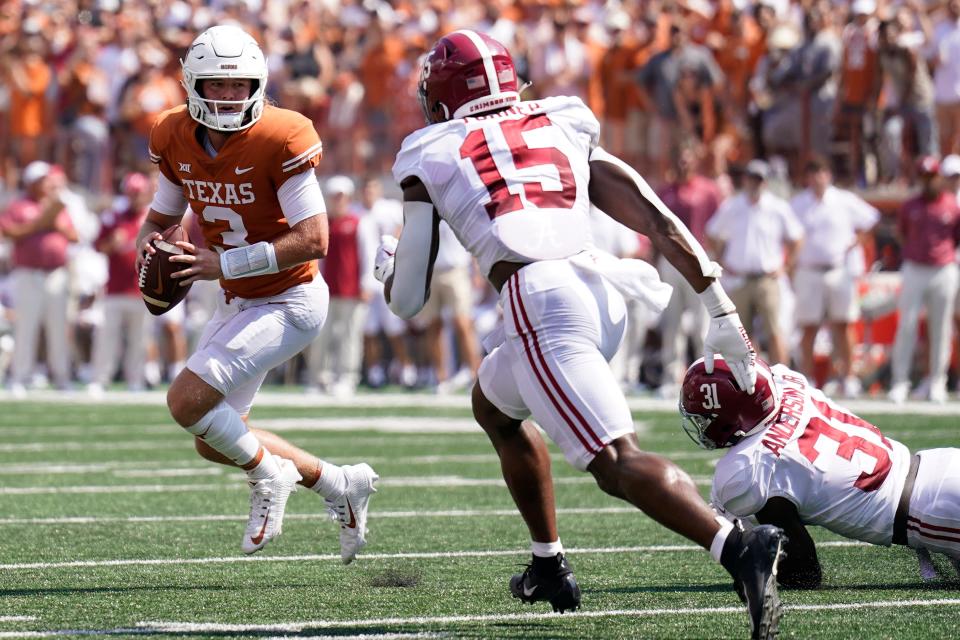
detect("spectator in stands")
[118,42,181,172]
[358,177,416,389]
[656,143,723,396]
[790,155,879,398]
[706,159,803,366]
[888,157,960,404]
[797,6,842,160]
[0,161,78,395]
[413,222,481,394]
[638,20,724,178]
[57,30,111,194]
[599,11,642,162]
[753,22,803,166]
[876,17,938,183]
[837,0,879,185]
[6,29,52,167]
[307,176,371,397]
[931,0,960,156]
[89,172,152,395]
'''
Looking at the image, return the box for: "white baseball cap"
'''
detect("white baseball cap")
[22,161,52,186]
[941,154,960,177]
[851,0,876,16]
[325,175,355,196]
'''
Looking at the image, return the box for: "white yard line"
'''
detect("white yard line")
[0,617,37,622]
[133,599,960,632]
[0,451,718,477]
[0,474,714,496]
[0,506,639,526]
[5,388,960,415]
[0,541,867,571]
[2,598,954,638]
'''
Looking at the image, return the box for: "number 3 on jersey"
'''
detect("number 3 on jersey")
[459,114,576,219]
[203,205,249,250]
[798,402,893,491]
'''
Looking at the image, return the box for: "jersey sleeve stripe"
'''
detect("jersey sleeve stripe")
[282,142,323,171]
[149,151,161,164]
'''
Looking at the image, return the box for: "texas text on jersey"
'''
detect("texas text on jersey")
[711,364,912,545]
[149,104,323,298]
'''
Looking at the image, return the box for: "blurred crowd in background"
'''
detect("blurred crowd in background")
[4,0,960,402]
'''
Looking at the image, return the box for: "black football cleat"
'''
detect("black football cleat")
[729,525,788,640]
[509,552,581,613]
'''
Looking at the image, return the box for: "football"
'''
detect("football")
[138,225,192,316]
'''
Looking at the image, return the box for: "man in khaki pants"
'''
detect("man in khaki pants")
[706,160,803,365]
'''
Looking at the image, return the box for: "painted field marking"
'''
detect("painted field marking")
[135,599,960,631]
[5,387,960,416]
[0,474,714,496]
[0,540,868,571]
[0,450,717,476]
[3,599,956,638]
[0,506,655,526]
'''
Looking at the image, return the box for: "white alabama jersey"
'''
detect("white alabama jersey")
[392,96,599,276]
[712,364,912,546]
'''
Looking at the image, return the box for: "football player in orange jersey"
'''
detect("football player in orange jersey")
[133,25,377,563]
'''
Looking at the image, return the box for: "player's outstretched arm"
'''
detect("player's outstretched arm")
[587,149,756,392]
[382,177,440,320]
[756,497,822,589]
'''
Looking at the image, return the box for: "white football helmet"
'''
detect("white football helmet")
[181,25,267,132]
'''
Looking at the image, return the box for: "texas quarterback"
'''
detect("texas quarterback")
[135,25,377,562]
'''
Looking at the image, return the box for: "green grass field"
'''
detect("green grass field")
[1,394,959,639]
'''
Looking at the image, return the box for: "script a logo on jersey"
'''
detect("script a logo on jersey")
[182,179,255,206]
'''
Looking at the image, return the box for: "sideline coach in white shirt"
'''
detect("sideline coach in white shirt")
[706,159,804,366]
[790,155,879,397]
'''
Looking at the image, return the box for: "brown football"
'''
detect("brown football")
[139,225,192,316]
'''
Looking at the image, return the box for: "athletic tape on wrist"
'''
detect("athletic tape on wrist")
[220,241,279,279]
[699,281,736,318]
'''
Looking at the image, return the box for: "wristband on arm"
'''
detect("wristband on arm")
[220,241,280,279]
[698,281,736,318]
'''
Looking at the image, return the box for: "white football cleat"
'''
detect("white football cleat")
[326,463,379,564]
[241,457,301,555]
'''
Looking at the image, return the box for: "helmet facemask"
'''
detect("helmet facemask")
[181,25,268,132]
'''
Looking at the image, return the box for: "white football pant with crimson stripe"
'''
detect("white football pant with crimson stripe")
[478,260,634,471]
[907,448,960,560]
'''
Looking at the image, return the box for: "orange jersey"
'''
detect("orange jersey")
[148,105,323,299]
[841,24,877,107]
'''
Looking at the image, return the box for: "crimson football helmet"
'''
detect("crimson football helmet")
[418,29,520,124]
[679,356,780,450]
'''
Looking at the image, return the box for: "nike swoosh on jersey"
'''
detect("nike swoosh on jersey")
[522,584,538,597]
[235,166,254,175]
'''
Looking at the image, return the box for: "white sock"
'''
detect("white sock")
[308,461,348,499]
[710,516,735,564]
[532,539,564,558]
[245,447,282,481]
[185,403,278,478]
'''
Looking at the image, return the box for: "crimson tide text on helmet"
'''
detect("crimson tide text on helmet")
[181,25,268,132]
[418,30,521,124]
[679,356,781,450]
